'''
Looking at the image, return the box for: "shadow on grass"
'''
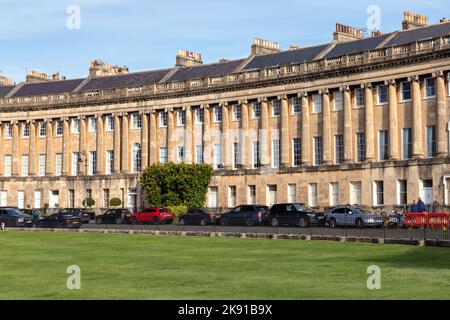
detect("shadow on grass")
[359,246,450,270]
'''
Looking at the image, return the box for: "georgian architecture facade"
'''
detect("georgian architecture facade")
[0,12,449,212]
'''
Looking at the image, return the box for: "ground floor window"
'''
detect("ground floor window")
[374,181,384,206]
[329,183,339,207]
[288,184,297,203]
[248,185,256,205]
[308,183,318,208]
[397,180,408,206]
[208,187,218,209]
[228,186,237,208]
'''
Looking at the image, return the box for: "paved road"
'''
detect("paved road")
[82,223,450,240]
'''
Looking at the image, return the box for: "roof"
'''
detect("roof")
[0,85,15,97]
[80,69,172,91]
[324,33,393,59]
[12,79,85,97]
[242,44,330,70]
[167,59,245,82]
[384,22,450,47]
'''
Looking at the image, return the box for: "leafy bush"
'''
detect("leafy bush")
[109,198,122,208]
[82,197,96,208]
[168,205,188,219]
[141,163,213,209]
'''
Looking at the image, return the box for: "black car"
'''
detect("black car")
[55,208,95,224]
[96,209,135,224]
[219,205,270,227]
[267,203,326,228]
[179,208,217,226]
[36,213,82,229]
[20,209,44,224]
[0,207,34,227]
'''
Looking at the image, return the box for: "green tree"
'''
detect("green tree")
[82,197,96,208]
[109,198,122,208]
[141,162,213,208]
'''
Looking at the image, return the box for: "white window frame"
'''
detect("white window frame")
[195,145,203,164]
[312,94,322,113]
[21,155,29,177]
[88,151,96,176]
[0,191,7,207]
[38,154,46,177]
[195,108,204,125]
[376,85,389,105]
[5,123,13,139]
[34,191,41,209]
[288,184,297,203]
[177,110,186,126]
[308,183,318,208]
[213,144,222,170]
[248,185,257,205]
[374,181,385,206]
[355,88,365,108]
[4,155,12,177]
[88,117,97,133]
[213,106,222,123]
[71,119,80,134]
[424,77,436,99]
[131,113,142,130]
[292,97,302,114]
[397,180,408,206]
[22,123,30,138]
[55,153,63,176]
[106,150,114,175]
[333,91,343,111]
[159,147,168,164]
[272,100,281,117]
[252,102,261,118]
[17,191,25,209]
[233,104,241,121]
[272,139,280,168]
[329,183,340,207]
[400,81,412,102]
[159,112,168,128]
[106,116,115,132]
[228,186,237,208]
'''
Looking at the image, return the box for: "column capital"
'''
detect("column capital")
[239,99,248,105]
[257,97,268,103]
[298,92,308,98]
[61,117,69,122]
[277,94,288,100]
[339,85,350,92]
[361,82,372,89]
[432,71,444,78]
[408,75,420,82]
[77,115,86,120]
[384,79,396,86]
[46,119,53,124]
[319,88,329,95]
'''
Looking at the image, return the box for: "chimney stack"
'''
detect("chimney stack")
[440,18,450,24]
[251,38,281,56]
[402,11,429,30]
[333,23,364,43]
[289,44,301,50]
[0,76,13,86]
[176,50,203,67]
[372,30,384,37]
[89,60,129,77]
[26,70,51,83]
[52,72,60,81]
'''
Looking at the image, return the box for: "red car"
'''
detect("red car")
[133,208,174,225]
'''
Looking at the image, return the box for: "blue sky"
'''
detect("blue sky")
[1,0,450,83]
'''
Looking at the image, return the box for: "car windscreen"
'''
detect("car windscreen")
[160,209,170,213]
[293,204,313,211]
[5,209,24,217]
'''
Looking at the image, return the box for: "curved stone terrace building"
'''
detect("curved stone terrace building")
[0,11,449,213]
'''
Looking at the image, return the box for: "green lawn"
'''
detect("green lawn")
[1,231,450,300]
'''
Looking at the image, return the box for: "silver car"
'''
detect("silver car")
[326,206,385,228]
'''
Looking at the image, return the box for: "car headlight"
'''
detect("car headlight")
[17,219,24,223]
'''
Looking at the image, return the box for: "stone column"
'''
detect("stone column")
[436,71,449,157]
[260,97,270,167]
[141,111,149,168]
[343,87,353,163]
[149,111,157,165]
[412,76,424,158]
[364,84,375,162]
[121,113,129,173]
[184,106,193,163]
[280,94,290,167]
[29,121,36,176]
[301,93,311,166]
[46,120,54,175]
[79,116,87,175]
[113,114,121,173]
[12,121,20,176]
[321,90,332,164]
[241,100,251,169]
[62,118,70,175]
[203,106,212,164]
[388,79,399,160]
[96,115,104,175]
[221,103,230,169]
[167,108,175,163]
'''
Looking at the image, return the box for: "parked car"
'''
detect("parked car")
[36,212,82,229]
[20,209,44,224]
[267,203,326,228]
[326,205,385,228]
[219,205,270,227]
[133,208,174,225]
[55,208,95,224]
[179,208,217,226]
[0,207,34,228]
[96,209,135,224]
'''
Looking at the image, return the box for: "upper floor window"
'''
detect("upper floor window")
[252,102,261,118]
[39,121,46,137]
[159,112,168,128]
[71,119,80,134]
[377,85,388,105]
[177,110,186,126]
[355,88,365,108]
[333,91,343,111]
[400,81,412,102]
[55,120,63,136]
[213,106,222,123]
[106,115,115,131]
[233,105,241,121]
[132,144,142,173]
[195,108,204,125]
[425,77,436,98]
[5,123,13,139]
[292,97,302,114]
[89,117,97,132]
[131,113,142,129]
[272,99,281,117]
[312,94,322,113]
[22,123,30,138]
[378,130,389,161]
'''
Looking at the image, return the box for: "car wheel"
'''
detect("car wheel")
[271,218,280,228]
[329,219,337,229]
[96,218,102,225]
[179,218,186,226]
[355,219,364,229]
[200,219,207,226]
[246,218,255,227]
[115,218,122,225]
[153,218,160,225]
[130,219,137,225]
[299,217,309,228]
[221,218,229,226]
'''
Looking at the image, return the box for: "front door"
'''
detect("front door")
[267,185,277,207]
[50,191,59,209]
[128,188,138,213]
[351,182,362,206]
[421,180,434,206]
